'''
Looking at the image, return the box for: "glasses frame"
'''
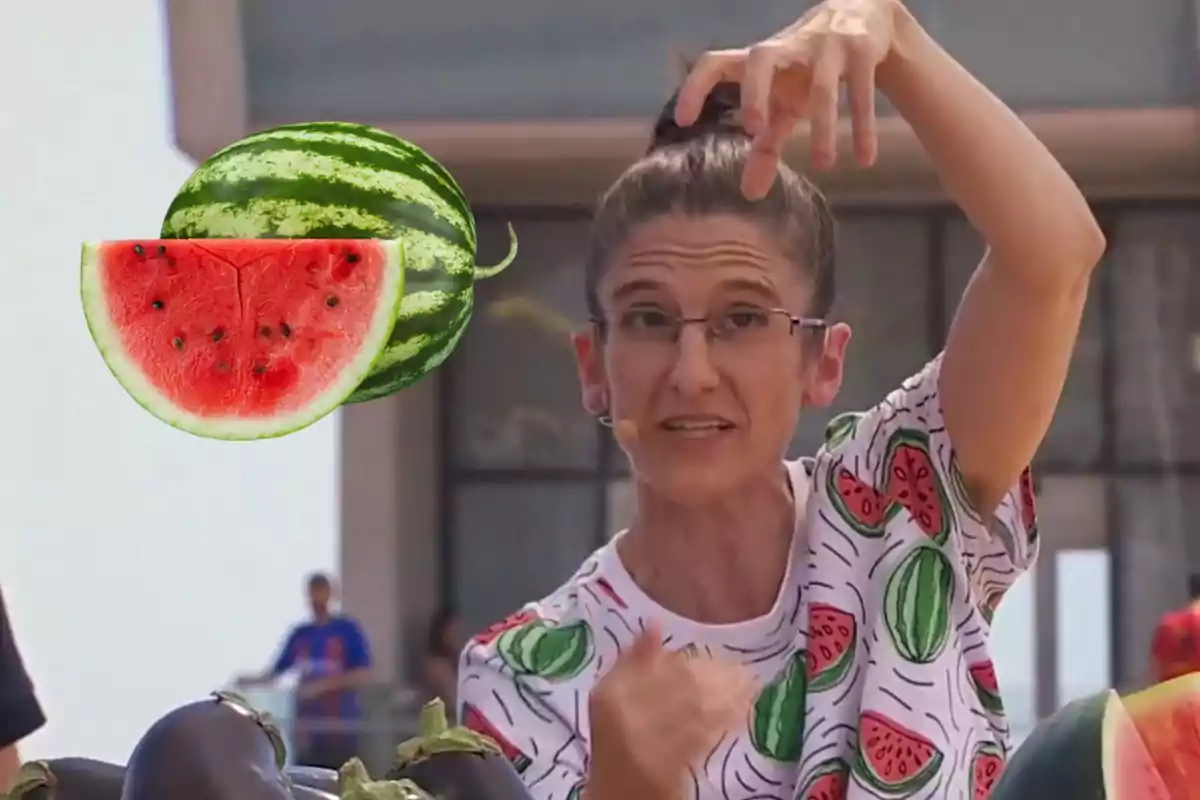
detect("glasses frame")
[589,308,828,344]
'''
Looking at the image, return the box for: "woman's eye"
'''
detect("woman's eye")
[619,308,672,329]
[722,309,770,330]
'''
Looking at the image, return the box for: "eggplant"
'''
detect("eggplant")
[384,699,533,800]
[4,759,125,800]
[283,767,339,796]
[120,691,291,800]
[337,758,431,800]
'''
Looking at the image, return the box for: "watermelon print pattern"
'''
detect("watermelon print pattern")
[457,355,1038,799]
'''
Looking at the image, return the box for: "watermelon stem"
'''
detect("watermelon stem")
[473,223,518,280]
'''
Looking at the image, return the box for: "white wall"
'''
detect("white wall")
[0,0,339,761]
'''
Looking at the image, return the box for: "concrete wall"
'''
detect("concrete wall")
[240,0,1198,121]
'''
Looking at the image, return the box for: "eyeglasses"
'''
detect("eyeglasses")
[590,307,827,347]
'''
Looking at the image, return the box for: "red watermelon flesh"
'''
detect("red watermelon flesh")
[1122,673,1200,799]
[969,660,1004,713]
[830,467,896,535]
[885,438,949,542]
[462,704,532,774]
[797,758,849,800]
[807,603,856,691]
[969,742,1005,800]
[80,239,404,440]
[854,710,943,794]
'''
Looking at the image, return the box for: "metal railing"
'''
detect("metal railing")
[233,683,425,775]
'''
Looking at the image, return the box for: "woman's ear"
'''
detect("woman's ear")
[572,328,609,416]
[802,323,851,408]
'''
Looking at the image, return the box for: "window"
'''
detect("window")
[451,482,598,635]
[1112,211,1200,467]
[790,214,932,456]
[448,217,599,470]
[943,215,1104,468]
[607,478,635,536]
[1114,477,1200,689]
[1056,549,1111,706]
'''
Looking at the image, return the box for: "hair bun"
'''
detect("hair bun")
[650,80,749,153]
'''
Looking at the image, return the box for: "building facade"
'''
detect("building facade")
[170,0,1200,731]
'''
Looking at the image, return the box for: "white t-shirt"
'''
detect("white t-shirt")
[457,356,1038,800]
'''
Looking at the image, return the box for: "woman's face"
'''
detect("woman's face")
[574,214,851,501]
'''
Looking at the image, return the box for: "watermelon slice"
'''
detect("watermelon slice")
[852,710,942,797]
[989,687,1173,799]
[968,659,1004,714]
[827,464,898,537]
[797,758,849,800]
[881,429,952,545]
[969,742,1005,800]
[1122,672,1200,798]
[807,603,857,692]
[460,704,532,774]
[80,239,404,440]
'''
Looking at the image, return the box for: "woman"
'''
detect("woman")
[459,0,1104,797]
[0,587,45,789]
[421,607,463,710]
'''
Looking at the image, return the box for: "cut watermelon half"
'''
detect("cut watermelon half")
[989,687,1174,799]
[80,239,404,440]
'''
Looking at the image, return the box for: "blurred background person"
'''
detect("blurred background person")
[1150,573,1200,684]
[421,607,464,711]
[236,572,372,769]
[1,587,46,789]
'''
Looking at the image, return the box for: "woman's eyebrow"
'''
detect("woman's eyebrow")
[610,278,668,304]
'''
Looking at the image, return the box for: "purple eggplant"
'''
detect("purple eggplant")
[5,758,124,800]
[120,692,290,800]
[337,759,431,800]
[384,699,533,800]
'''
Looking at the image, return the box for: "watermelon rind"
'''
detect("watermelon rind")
[878,428,953,544]
[160,121,517,402]
[851,713,942,798]
[989,689,1171,800]
[79,239,405,441]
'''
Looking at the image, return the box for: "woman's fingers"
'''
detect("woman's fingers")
[740,43,784,135]
[844,42,879,167]
[742,111,799,200]
[675,50,745,127]
[808,43,846,169]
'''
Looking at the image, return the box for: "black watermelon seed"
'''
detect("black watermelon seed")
[151,299,165,310]
[325,295,340,308]
[156,244,166,255]
[346,252,360,264]
[252,365,266,375]
[259,326,273,338]
[133,244,144,256]
[211,328,225,343]
[216,361,230,372]
[280,322,292,339]
[171,336,185,351]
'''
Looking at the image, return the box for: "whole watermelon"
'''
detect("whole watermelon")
[161,121,517,403]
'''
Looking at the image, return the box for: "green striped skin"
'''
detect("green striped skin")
[496,620,594,682]
[883,544,955,664]
[750,651,807,762]
[161,121,516,403]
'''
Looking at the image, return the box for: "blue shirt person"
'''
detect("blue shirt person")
[238,573,372,769]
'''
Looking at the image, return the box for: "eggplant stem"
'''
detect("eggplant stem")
[419,699,449,738]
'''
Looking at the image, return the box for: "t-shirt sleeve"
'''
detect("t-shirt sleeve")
[0,588,46,748]
[457,614,589,800]
[839,354,1040,612]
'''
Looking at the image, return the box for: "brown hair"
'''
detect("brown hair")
[583,81,837,320]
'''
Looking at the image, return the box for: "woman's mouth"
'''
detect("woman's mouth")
[659,416,736,437]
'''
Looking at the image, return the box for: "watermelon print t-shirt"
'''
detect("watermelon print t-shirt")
[457,356,1039,800]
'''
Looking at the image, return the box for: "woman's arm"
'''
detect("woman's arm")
[878,4,1106,513]
[0,589,45,789]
